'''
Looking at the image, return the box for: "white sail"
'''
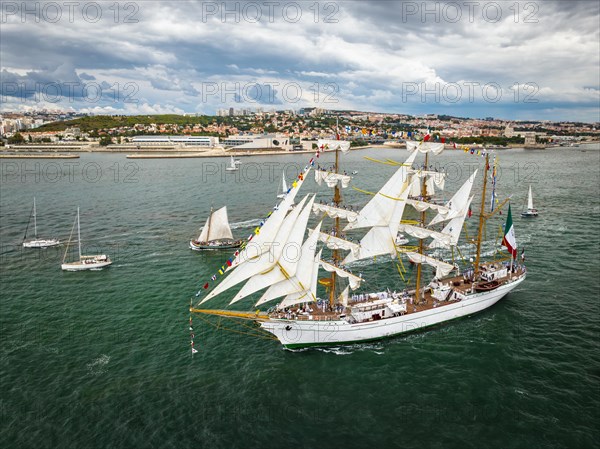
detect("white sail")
[405,251,455,278]
[345,151,416,230]
[429,170,478,226]
[201,196,309,303]
[406,140,445,155]
[308,229,360,255]
[407,199,452,215]
[528,185,534,210]
[282,173,288,194]
[339,285,350,307]
[314,170,352,189]
[408,169,446,190]
[343,177,415,264]
[313,203,358,222]
[397,223,452,246]
[275,250,322,309]
[229,197,316,304]
[255,222,322,307]
[430,195,474,248]
[318,139,351,153]
[197,206,234,242]
[227,168,311,269]
[319,260,362,290]
[342,226,397,264]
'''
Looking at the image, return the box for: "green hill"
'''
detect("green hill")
[36,115,235,132]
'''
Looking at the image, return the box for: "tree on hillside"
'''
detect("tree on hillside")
[8,133,25,144]
[99,136,114,146]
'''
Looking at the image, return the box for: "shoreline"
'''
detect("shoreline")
[0,153,80,159]
[1,142,597,159]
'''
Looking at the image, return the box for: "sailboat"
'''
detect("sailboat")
[277,171,289,199]
[22,197,60,248]
[189,206,243,250]
[225,156,239,172]
[191,136,526,349]
[521,185,538,217]
[61,208,111,271]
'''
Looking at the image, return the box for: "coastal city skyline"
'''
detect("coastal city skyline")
[1,1,599,122]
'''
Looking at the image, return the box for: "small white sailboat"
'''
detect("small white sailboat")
[22,197,61,248]
[277,171,289,199]
[225,156,239,172]
[521,185,538,217]
[61,208,112,271]
[190,206,242,250]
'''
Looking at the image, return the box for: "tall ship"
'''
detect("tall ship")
[190,137,526,349]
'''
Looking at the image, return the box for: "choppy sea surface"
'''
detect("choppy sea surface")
[1,145,598,448]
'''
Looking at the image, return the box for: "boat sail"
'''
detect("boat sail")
[61,207,111,271]
[191,135,526,349]
[189,206,242,250]
[277,171,288,199]
[225,156,239,172]
[521,185,538,217]
[22,197,60,248]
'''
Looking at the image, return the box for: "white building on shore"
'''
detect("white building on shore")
[131,135,219,147]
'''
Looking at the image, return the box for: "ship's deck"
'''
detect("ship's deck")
[270,265,526,322]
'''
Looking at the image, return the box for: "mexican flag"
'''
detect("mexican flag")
[502,204,517,258]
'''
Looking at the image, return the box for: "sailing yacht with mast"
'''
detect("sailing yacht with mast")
[521,185,538,217]
[225,156,239,172]
[277,170,289,199]
[191,136,526,349]
[22,197,60,248]
[189,206,242,250]
[61,208,111,271]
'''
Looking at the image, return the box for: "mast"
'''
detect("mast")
[473,153,490,277]
[206,207,213,242]
[23,202,34,243]
[33,197,37,238]
[414,152,429,304]
[77,207,82,261]
[329,119,341,307]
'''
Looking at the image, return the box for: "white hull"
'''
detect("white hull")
[261,275,525,348]
[61,258,112,271]
[23,239,60,248]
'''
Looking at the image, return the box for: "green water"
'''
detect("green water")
[1,146,599,448]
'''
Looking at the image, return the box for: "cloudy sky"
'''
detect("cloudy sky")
[1,1,599,121]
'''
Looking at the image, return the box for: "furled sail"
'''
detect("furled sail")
[408,169,446,190]
[319,260,362,290]
[406,199,452,215]
[318,139,351,153]
[345,151,416,231]
[308,229,360,255]
[397,223,452,246]
[197,207,234,242]
[314,170,352,188]
[200,196,309,303]
[312,203,358,222]
[404,252,455,278]
[406,140,445,155]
